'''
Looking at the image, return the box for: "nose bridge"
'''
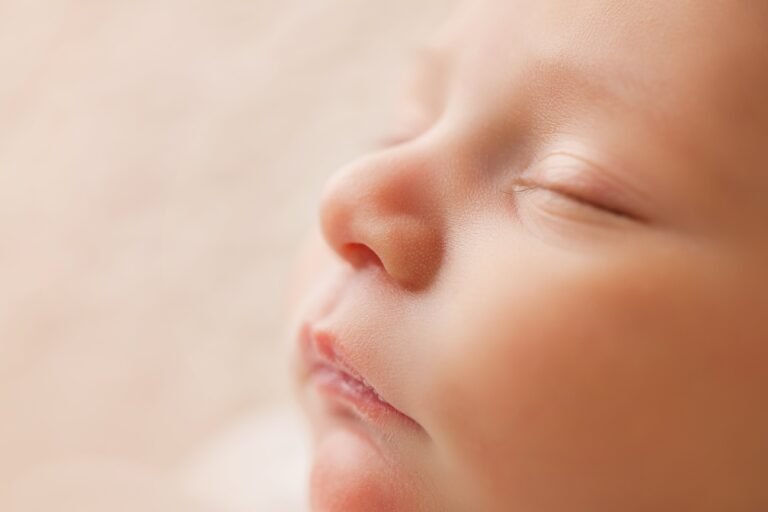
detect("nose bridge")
[319,146,445,291]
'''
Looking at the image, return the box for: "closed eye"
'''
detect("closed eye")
[504,148,651,227]
[507,176,638,221]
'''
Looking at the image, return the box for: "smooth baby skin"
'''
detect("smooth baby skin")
[291,1,768,510]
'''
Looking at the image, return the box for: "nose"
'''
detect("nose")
[318,147,445,291]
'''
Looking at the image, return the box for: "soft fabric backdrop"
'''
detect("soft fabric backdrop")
[0,1,454,510]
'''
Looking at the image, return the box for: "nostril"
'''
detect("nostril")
[341,243,383,270]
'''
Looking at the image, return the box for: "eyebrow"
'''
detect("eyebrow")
[532,55,658,119]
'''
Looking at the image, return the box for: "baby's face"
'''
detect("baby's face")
[292,1,768,510]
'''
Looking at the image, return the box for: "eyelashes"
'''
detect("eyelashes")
[507,176,635,220]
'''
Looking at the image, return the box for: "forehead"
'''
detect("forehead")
[429,0,768,188]
[448,0,768,82]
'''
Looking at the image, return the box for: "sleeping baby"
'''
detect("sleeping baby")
[288,0,768,510]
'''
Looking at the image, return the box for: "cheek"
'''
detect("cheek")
[418,235,768,509]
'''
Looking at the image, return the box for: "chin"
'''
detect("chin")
[308,428,417,512]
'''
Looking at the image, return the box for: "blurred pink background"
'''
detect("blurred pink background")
[0,1,454,510]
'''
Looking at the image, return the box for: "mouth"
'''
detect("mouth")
[298,323,419,430]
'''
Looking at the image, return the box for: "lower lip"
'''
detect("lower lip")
[308,361,418,429]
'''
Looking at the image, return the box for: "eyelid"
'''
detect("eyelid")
[519,152,646,221]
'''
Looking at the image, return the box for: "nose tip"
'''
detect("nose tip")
[318,153,444,291]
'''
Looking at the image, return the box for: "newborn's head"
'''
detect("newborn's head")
[292,1,768,510]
